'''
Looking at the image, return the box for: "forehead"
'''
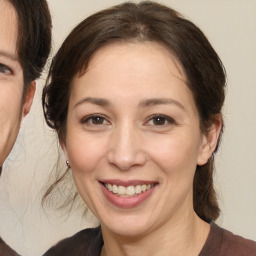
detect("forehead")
[0,0,18,58]
[71,42,196,111]
[77,41,187,94]
[87,41,185,77]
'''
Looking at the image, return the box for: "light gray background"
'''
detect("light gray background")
[0,1,255,255]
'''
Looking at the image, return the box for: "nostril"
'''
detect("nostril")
[107,150,147,171]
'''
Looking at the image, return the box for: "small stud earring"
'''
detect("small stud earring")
[66,160,71,169]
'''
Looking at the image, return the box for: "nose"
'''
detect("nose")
[107,123,147,171]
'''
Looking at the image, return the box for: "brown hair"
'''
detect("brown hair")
[8,0,52,93]
[43,1,226,221]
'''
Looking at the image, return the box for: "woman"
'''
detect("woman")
[42,1,256,255]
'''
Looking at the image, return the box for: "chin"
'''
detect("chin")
[101,213,154,238]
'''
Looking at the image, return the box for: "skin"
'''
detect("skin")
[0,0,35,171]
[63,42,221,256]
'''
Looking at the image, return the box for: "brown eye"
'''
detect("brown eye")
[146,114,175,127]
[91,116,105,125]
[152,116,166,125]
[81,115,109,126]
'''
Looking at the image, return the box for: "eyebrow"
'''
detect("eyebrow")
[74,97,111,108]
[139,98,185,111]
[74,97,185,111]
[0,50,18,61]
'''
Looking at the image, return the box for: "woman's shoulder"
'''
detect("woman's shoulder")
[42,226,103,256]
[220,224,256,255]
[200,222,256,256]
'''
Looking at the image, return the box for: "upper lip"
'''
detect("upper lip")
[100,179,158,187]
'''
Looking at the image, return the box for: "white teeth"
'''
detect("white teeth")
[127,186,135,196]
[112,184,118,194]
[107,184,112,192]
[118,185,126,195]
[135,185,142,194]
[141,184,147,192]
[104,183,154,197]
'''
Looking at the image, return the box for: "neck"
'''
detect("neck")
[0,166,2,176]
[101,213,210,256]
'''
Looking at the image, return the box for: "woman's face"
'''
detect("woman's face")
[64,42,215,237]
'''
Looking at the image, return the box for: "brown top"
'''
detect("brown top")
[43,223,256,256]
[199,223,256,256]
[0,237,20,256]
[43,227,103,256]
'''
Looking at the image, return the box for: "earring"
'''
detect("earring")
[66,160,71,169]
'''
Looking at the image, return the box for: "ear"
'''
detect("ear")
[197,117,222,166]
[22,81,36,118]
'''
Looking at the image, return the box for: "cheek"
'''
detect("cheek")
[65,132,106,175]
[0,86,22,114]
[147,134,201,180]
[0,87,23,164]
[0,85,23,133]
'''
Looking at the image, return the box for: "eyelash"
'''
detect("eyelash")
[81,114,110,125]
[0,63,13,75]
[146,114,176,126]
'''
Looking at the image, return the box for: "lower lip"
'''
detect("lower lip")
[101,183,157,208]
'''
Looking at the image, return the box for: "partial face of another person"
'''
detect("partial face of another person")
[63,42,218,237]
[0,0,35,168]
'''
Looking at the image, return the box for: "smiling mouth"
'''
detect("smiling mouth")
[103,183,156,197]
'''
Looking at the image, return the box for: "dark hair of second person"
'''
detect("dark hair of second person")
[9,0,52,95]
